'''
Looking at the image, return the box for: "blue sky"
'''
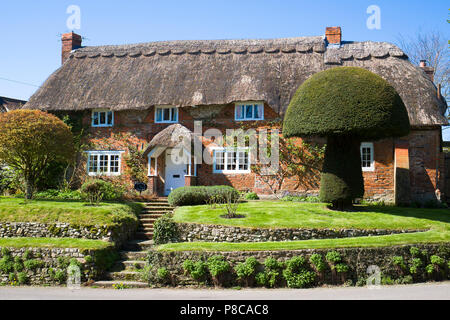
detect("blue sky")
[0,1,449,135]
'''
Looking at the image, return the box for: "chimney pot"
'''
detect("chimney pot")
[420,60,427,67]
[325,27,342,45]
[61,32,82,64]
[419,60,434,82]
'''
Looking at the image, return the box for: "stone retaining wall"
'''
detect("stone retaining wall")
[176,222,422,242]
[148,243,450,286]
[0,221,138,247]
[0,246,116,285]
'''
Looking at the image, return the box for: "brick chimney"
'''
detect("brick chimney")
[325,27,342,46]
[419,59,435,82]
[61,32,82,64]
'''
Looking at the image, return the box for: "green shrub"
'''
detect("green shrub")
[156,267,172,285]
[255,257,284,288]
[17,272,28,285]
[281,195,320,203]
[13,256,24,272]
[207,255,231,287]
[153,214,180,245]
[183,259,208,283]
[34,189,83,201]
[234,257,259,286]
[81,179,124,204]
[334,263,349,273]
[0,255,14,273]
[244,192,259,200]
[282,256,316,288]
[430,255,445,267]
[409,258,423,274]
[392,256,407,271]
[1,248,10,257]
[309,254,326,272]
[325,251,342,264]
[24,259,44,270]
[168,186,239,207]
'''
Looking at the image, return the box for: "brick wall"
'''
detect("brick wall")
[77,106,444,203]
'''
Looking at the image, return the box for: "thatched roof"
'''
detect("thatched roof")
[0,96,26,113]
[24,37,447,127]
[144,124,199,154]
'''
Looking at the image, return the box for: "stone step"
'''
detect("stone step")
[106,271,142,281]
[139,218,157,223]
[142,208,173,212]
[139,224,155,229]
[120,251,148,260]
[135,232,153,240]
[121,260,147,269]
[139,214,166,219]
[92,281,148,289]
[122,240,154,251]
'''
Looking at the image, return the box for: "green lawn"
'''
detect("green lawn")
[0,237,113,250]
[0,197,142,226]
[173,201,450,231]
[160,201,450,251]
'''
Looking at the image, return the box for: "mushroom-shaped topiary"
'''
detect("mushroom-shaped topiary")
[283,67,410,210]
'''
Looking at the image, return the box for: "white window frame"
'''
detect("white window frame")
[154,106,179,123]
[212,148,251,174]
[360,142,375,172]
[91,109,114,127]
[234,102,264,121]
[86,151,124,176]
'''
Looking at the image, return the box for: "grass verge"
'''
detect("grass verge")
[0,197,142,226]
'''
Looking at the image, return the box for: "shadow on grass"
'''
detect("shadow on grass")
[359,205,450,225]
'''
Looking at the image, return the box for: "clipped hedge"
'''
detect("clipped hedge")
[168,186,240,207]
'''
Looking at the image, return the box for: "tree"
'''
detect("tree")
[0,110,74,199]
[397,31,449,103]
[283,67,410,210]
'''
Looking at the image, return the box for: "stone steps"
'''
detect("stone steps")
[122,240,154,251]
[120,250,148,261]
[105,271,142,281]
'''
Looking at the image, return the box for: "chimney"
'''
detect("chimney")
[419,59,435,82]
[325,27,342,46]
[61,32,82,64]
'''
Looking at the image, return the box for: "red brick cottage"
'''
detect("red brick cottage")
[24,27,447,204]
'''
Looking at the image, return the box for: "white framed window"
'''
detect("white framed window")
[155,106,178,123]
[360,142,374,172]
[213,148,250,173]
[235,102,264,121]
[87,151,123,176]
[92,109,114,127]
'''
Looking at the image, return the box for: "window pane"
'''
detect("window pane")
[227,151,237,170]
[163,108,170,121]
[156,108,162,122]
[245,105,253,119]
[110,155,119,173]
[238,151,249,170]
[215,151,225,171]
[99,112,106,125]
[171,108,177,122]
[93,112,99,125]
[89,155,98,173]
[107,111,113,125]
[236,105,243,119]
[99,155,109,172]
[254,104,262,119]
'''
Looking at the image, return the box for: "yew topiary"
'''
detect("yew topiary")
[283,67,410,209]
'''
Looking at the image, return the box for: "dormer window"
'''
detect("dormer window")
[92,109,113,127]
[235,102,264,121]
[155,106,178,123]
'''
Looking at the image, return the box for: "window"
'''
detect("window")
[213,148,250,173]
[92,110,114,127]
[155,106,178,123]
[360,142,374,172]
[87,151,122,176]
[235,103,264,121]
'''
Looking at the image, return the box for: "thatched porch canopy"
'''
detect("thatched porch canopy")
[24,37,447,127]
[144,124,200,157]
